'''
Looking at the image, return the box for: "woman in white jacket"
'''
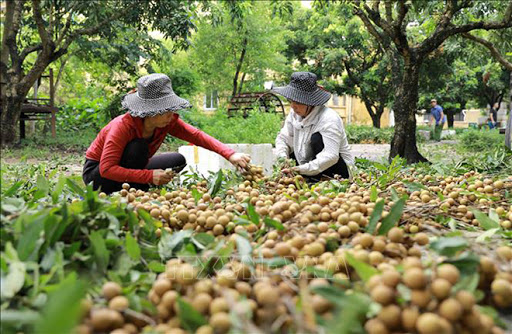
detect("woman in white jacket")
[273,72,354,180]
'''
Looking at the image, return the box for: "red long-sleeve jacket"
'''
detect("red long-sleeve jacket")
[85,113,235,184]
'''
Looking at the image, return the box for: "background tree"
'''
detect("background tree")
[344,0,512,163]
[190,1,290,100]
[1,0,195,146]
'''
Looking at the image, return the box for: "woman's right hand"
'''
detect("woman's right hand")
[152,169,173,185]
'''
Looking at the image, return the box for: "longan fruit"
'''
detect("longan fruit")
[90,308,122,331]
[381,270,401,288]
[491,279,512,299]
[377,304,401,329]
[431,278,452,300]
[401,307,419,332]
[102,282,122,300]
[371,285,395,305]
[364,318,389,334]
[416,313,442,334]
[496,246,512,261]
[387,227,404,243]
[305,242,325,257]
[436,264,460,284]
[210,297,229,314]
[192,293,212,314]
[256,286,279,305]
[359,234,374,248]
[196,325,214,334]
[275,242,291,257]
[161,290,179,309]
[153,279,172,296]
[108,296,129,311]
[209,312,231,333]
[403,268,427,289]
[438,298,463,321]
[414,233,429,246]
[411,289,431,308]
[312,294,331,313]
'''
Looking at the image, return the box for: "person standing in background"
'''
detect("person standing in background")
[430,99,446,141]
[489,102,499,129]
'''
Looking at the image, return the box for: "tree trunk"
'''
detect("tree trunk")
[389,63,428,163]
[371,113,381,128]
[1,94,24,146]
[509,71,512,112]
[232,38,248,97]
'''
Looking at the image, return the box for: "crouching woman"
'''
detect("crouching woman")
[83,73,250,194]
[272,72,354,180]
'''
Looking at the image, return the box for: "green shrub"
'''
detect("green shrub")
[345,125,393,144]
[58,97,109,131]
[458,128,503,152]
[176,108,283,144]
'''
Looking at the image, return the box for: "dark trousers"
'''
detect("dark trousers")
[83,138,186,194]
[292,132,350,181]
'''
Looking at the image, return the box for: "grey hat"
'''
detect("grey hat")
[272,72,331,106]
[121,73,191,117]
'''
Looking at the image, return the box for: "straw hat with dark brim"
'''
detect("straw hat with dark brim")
[121,73,191,117]
[272,72,331,106]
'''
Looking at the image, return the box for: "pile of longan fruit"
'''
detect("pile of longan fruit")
[78,169,512,333]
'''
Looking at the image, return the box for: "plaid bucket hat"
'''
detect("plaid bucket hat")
[272,72,331,106]
[121,73,191,117]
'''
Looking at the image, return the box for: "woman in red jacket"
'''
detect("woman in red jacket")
[83,73,250,194]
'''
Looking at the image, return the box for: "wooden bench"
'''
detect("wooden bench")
[227,92,285,118]
[1,69,58,139]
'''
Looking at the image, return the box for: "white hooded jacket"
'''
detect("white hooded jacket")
[275,105,354,176]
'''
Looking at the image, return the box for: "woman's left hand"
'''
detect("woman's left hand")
[282,167,299,174]
[229,153,251,170]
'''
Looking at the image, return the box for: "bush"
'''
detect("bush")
[458,128,503,152]
[345,125,393,144]
[176,108,283,144]
[58,97,109,131]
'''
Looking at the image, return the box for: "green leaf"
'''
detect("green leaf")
[35,275,86,334]
[158,230,193,261]
[263,216,284,231]
[476,228,500,243]
[3,181,23,197]
[430,236,468,257]
[66,178,85,197]
[89,231,110,273]
[253,257,294,268]
[246,202,260,225]
[0,310,40,324]
[444,252,480,276]
[377,198,405,236]
[402,180,428,192]
[192,233,215,249]
[366,199,384,235]
[36,174,50,194]
[0,261,26,299]
[312,286,371,334]
[148,261,165,273]
[370,185,378,202]
[345,252,379,282]
[191,188,202,204]
[453,272,479,293]
[236,236,253,264]
[126,232,141,261]
[177,297,207,331]
[209,170,224,197]
[390,188,400,202]
[17,217,45,261]
[470,208,500,230]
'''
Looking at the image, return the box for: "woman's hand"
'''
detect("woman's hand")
[152,169,174,185]
[229,153,251,171]
[281,167,299,174]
